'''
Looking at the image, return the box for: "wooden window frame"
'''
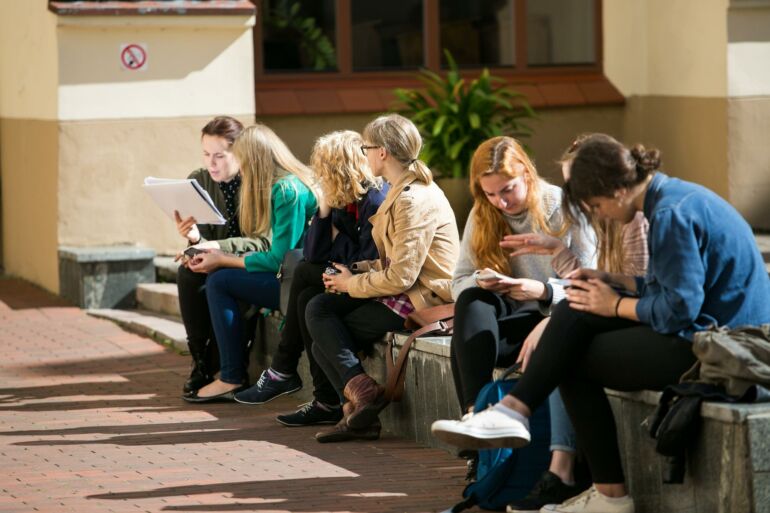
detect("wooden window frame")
[253,0,613,105]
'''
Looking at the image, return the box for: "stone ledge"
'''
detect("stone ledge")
[59,245,155,263]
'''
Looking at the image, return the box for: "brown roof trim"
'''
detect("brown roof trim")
[49,1,256,16]
[255,75,625,116]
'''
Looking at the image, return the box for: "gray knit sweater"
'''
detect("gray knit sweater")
[451,181,597,311]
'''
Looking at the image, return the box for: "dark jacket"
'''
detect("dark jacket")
[188,168,268,254]
[303,184,389,266]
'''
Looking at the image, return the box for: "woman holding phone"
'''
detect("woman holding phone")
[174,116,269,395]
[432,134,770,513]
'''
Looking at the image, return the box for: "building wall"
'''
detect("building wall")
[727,3,770,230]
[0,0,60,290]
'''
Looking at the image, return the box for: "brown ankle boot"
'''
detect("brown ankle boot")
[343,373,388,429]
[315,417,381,443]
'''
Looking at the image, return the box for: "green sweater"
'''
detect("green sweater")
[188,168,269,253]
[244,175,317,273]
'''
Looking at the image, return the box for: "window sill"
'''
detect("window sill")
[48,1,256,16]
[254,72,624,116]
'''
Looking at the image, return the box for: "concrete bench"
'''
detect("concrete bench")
[250,315,769,513]
[59,245,155,308]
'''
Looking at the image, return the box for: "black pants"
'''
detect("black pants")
[450,287,545,412]
[270,261,338,405]
[306,293,405,400]
[512,300,696,484]
[176,265,219,372]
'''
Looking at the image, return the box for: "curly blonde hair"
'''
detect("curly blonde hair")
[311,130,378,209]
[469,136,550,273]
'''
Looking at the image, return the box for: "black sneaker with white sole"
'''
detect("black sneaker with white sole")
[234,370,302,405]
[506,471,585,513]
[276,401,343,426]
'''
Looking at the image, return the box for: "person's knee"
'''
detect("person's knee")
[456,286,495,309]
[204,269,230,300]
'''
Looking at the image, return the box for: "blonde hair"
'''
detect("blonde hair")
[362,113,433,184]
[469,136,550,273]
[560,135,625,274]
[232,124,318,238]
[311,130,378,209]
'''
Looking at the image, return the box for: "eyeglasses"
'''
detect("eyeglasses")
[360,145,380,156]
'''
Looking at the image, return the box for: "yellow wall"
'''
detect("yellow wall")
[0,0,60,289]
[57,15,256,120]
[0,0,59,119]
[0,119,60,291]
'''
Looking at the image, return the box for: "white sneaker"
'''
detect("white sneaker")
[431,406,531,449]
[540,486,634,513]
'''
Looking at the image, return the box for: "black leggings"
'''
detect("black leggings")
[270,261,338,405]
[177,265,219,371]
[512,300,696,484]
[450,287,545,412]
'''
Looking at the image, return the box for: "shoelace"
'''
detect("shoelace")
[255,371,268,390]
[559,486,597,507]
[296,401,315,414]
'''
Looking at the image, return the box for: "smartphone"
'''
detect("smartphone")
[324,264,340,276]
[548,278,573,287]
[183,247,204,258]
[477,270,507,281]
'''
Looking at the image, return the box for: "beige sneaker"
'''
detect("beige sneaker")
[431,406,530,449]
[540,486,634,513]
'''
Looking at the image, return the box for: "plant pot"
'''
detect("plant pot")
[437,177,474,235]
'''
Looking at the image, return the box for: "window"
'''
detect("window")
[255,0,600,76]
[252,0,617,114]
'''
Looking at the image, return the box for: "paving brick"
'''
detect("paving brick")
[0,279,470,513]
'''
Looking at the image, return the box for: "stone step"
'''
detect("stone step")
[136,282,180,317]
[87,308,188,353]
[154,256,178,283]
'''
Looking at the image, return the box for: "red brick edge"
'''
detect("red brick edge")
[49,0,255,16]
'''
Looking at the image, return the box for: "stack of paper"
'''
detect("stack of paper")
[143,177,226,225]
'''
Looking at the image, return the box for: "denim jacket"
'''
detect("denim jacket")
[635,173,770,340]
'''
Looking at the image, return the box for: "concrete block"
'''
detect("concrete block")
[59,245,155,308]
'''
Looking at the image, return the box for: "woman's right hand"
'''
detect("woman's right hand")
[174,210,200,244]
[500,233,565,257]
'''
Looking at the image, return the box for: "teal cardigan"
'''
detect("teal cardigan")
[243,175,317,273]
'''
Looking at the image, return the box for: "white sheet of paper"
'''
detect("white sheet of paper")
[143,177,226,225]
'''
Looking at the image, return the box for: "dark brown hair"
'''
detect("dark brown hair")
[201,116,244,146]
[565,133,660,206]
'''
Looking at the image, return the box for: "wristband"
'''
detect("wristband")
[614,296,623,317]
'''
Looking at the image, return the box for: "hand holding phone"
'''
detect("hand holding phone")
[183,247,205,258]
[477,269,507,281]
[548,277,573,288]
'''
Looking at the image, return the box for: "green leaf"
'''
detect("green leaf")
[468,112,480,129]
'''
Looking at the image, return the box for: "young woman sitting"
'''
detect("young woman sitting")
[432,134,770,513]
[306,113,461,443]
[183,124,318,402]
[232,130,388,428]
[174,116,269,395]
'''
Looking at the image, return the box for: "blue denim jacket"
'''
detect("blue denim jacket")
[635,173,770,340]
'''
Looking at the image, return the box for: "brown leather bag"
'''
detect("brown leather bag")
[384,303,455,402]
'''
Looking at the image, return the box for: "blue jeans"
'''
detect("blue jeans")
[205,268,279,384]
[548,389,576,453]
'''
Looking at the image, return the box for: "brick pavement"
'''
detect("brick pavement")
[0,279,468,513]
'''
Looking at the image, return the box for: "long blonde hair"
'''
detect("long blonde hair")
[362,114,433,184]
[232,124,317,238]
[470,136,549,273]
[311,130,378,209]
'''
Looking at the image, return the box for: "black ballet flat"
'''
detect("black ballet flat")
[182,385,244,403]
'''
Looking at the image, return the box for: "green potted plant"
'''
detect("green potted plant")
[392,50,536,231]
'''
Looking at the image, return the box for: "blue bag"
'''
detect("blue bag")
[448,366,551,512]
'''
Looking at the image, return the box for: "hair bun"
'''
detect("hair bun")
[630,144,660,176]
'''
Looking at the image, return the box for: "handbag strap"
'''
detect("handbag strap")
[384,318,454,402]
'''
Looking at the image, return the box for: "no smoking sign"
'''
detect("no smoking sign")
[120,43,148,71]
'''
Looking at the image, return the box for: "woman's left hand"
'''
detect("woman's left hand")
[322,263,353,293]
[188,249,224,274]
[506,278,547,301]
[565,278,620,317]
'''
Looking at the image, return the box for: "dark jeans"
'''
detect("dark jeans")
[512,300,696,484]
[450,287,544,411]
[270,261,338,405]
[176,265,219,372]
[205,268,280,384]
[306,293,405,400]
